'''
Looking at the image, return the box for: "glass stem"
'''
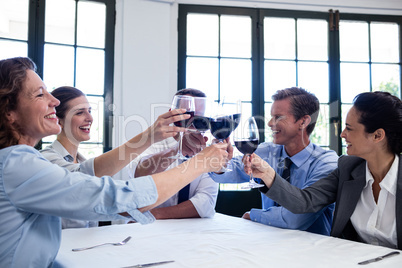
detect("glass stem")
[178,132,184,156]
[248,154,253,184]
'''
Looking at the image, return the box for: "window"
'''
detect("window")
[263,15,330,148]
[178,5,402,190]
[339,17,401,154]
[0,0,115,157]
[179,7,258,190]
[184,11,254,118]
[0,0,29,58]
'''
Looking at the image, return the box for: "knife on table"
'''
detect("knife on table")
[122,260,175,268]
[358,251,400,265]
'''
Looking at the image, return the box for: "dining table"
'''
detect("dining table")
[54,213,401,267]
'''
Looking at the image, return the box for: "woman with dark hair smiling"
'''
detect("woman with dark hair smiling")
[0,57,228,267]
[41,86,123,228]
[246,91,402,250]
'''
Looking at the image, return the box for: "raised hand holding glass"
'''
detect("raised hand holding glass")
[210,99,241,172]
[170,95,195,160]
[191,97,212,134]
[233,116,263,189]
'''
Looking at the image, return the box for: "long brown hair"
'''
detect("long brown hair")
[0,57,36,149]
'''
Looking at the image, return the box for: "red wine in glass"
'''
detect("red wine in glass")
[234,139,258,155]
[232,113,241,130]
[210,115,232,140]
[233,116,263,189]
[210,113,241,140]
[170,95,195,160]
[211,100,242,172]
[192,116,211,132]
[174,111,195,128]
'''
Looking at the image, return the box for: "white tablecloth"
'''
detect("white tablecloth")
[54,213,401,267]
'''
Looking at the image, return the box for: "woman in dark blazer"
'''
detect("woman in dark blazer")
[246,91,402,250]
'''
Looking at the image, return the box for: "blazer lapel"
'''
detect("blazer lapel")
[396,156,402,250]
[331,162,366,237]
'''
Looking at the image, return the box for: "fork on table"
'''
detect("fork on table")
[72,236,132,252]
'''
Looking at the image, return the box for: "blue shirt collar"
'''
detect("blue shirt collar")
[280,142,314,168]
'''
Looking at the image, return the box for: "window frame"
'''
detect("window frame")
[25,0,115,153]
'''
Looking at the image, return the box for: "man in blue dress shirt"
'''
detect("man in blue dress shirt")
[210,87,338,235]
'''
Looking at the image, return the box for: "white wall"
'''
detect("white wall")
[113,0,402,150]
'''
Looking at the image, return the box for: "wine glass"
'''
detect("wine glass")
[181,96,213,158]
[210,99,241,172]
[210,99,241,142]
[191,97,212,134]
[233,116,263,189]
[170,95,195,160]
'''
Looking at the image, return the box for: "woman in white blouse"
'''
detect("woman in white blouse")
[245,91,402,250]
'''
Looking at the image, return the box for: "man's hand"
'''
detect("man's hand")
[242,211,251,220]
[192,143,229,173]
[243,153,276,188]
[211,137,234,160]
[181,130,208,157]
[210,137,233,174]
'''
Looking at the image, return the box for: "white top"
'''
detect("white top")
[41,140,98,229]
[40,140,95,175]
[350,154,398,248]
[128,137,218,218]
